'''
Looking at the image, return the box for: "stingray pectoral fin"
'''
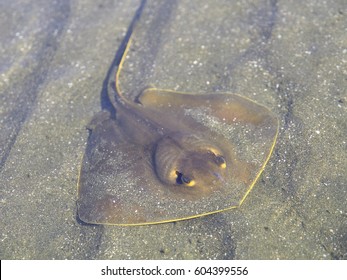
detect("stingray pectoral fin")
[77,115,155,225]
[139,88,277,127]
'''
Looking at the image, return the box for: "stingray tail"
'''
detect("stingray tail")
[107,0,147,109]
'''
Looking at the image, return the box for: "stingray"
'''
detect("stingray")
[77,39,279,226]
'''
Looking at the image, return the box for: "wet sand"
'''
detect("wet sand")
[0,0,346,259]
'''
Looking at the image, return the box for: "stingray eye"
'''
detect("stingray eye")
[215,155,226,168]
[207,150,227,168]
[175,171,195,187]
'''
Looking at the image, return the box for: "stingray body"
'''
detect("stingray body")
[77,35,279,226]
[77,82,278,225]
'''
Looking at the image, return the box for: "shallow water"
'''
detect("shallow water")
[0,0,346,259]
